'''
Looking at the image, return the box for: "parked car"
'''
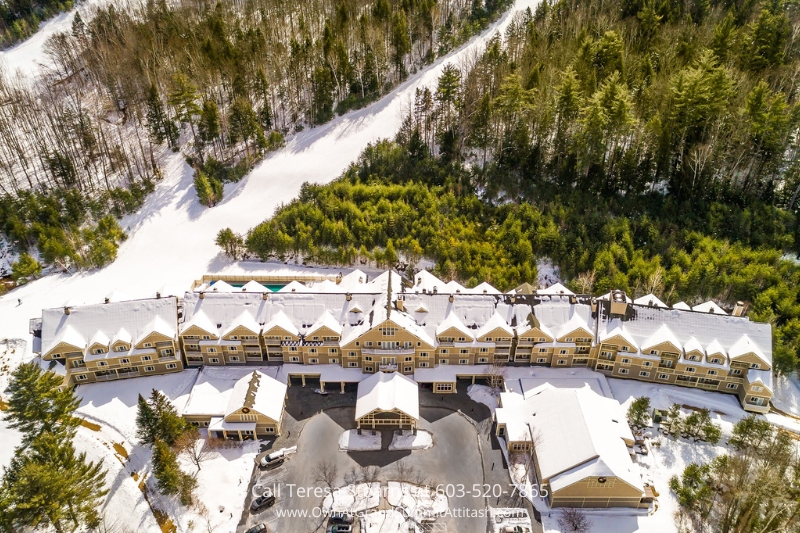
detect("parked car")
[259,450,285,469]
[326,525,352,533]
[250,489,276,512]
[501,527,528,533]
[329,512,354,524]
[245,524,267,533]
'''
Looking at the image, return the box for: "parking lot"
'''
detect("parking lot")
[238,382,540,533]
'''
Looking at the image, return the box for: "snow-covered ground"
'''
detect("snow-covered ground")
[362,509,417,533]
[536,258,562,289]
[388,430,432,451]
[322,482,381,513]
[386,481,447,520]
[467,383,500,413]
[338,429,382,451]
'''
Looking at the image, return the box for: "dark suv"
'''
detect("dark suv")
[250,489,276,512]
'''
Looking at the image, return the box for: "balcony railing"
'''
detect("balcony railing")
[379,363,399,371]
[361,348,415,356]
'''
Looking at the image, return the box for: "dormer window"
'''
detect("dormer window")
[143,343,152,348]
[620,346,629,352]
[458,337,466,342]
[93,348,105,355]
[565,337,573,342]
[485,337,492,342]
[710,358,721,364]
[649,350,658,355]
[230,336,238,340]
[202,335,210,340]
[750,363,760,369]
[115,345,127,352]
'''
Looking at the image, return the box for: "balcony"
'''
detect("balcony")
[379,363,399,372]
[361,348,415,356]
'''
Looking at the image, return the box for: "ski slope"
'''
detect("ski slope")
[0,0,540,352]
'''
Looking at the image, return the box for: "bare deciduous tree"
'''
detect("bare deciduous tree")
[557,507,592,533]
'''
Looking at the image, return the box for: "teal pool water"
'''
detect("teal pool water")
[211,281,286,291]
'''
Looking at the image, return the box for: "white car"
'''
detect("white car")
[259,450,285,469]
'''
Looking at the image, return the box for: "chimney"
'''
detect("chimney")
[417,276,422,286]
[346,293,352,301]
[336,272,343,284]
[156,292,161,299]
[433,286,438,294]
[64,306,71,315]
[199,292,205,299]
[733,301,746,317]
[396,299,405,312]
[449,294,454,302]
[104,297,110,304]
[262,292,269,300]
[610,290,628,316]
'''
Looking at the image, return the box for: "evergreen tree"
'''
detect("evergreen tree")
[391,9,411,76]
[10,253,42,282]
[198,100,221,146]
[135,389,190,447]
[146,84,178,149]
[4,363,80,447]
[215,228,245,260]
[168,73,201,145]
[228,97,261,157]
[152,439,196,506]
[626,396,651,429]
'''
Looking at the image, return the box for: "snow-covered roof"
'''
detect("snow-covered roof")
[356,372,419,421]
[279,280,309,293]
[222,311,260,337]
[40,297,178,358]
[599,320,638,350]
[692,300,727,315]
[224,370,287,423]
[240,280,267,292]
[555,311,591,339]
[105,290,133,303]
[640,324,682,352]
[469,282,501,295]
[136,315,176,344]
[599,291,632,303]
[262,310,299,336]
[672,301,691,310]
[537,282,574,296]
[435,311,474,338]
[208,280,235,293]
[307,310,343,336]
[181,309,217,336]
[88,330,110,348]
[476,312,513,338]
[597,305,771,369]
[495,385,642,494]
[633,293,668,308]
[683,337,704,355]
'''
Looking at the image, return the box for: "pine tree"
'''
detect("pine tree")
[215,228,245,259]
[168,73,201,146]
[228,97,261,157]
[198,100,221,146]
[152,439,196,505]
[10,253,42,282]
[626,396,651,429]
[136,389,190,447]
[4,363,80,447]
[136,393,158,445]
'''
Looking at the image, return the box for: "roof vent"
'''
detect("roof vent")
[64,306,71,315]
[733,301,745,316]
[359,276,364,283]
[483,289,488,294]
[449,294,454,303]
[156,292,162,299]
[417,276,422,285]
[217,323,222,328]
[346,293,352,301]
[104,297,110,304]
[262,292,269,300]
[199,292,205,299]
[433,286,438,294]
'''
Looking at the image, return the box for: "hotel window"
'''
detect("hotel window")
[420,352,429,358]
[620,346,629,352]
[289,356,300,362]
[419,362,429,368]
[143,343,152,348]
[538,337,546,342]
[537,358,547,363]
[688,355,698,361]
[708,370,718,376]
[732,369,742,375]
[643,361,653,367]
[404,356,413,362]
[202,335,210,340]
[166,363,177,369]
[93,348,104,355]
[485,337,492,342]
[209,358,220,363]
[460,349,469,354]
[229,356,239,362]
[439,359,449,365]
[97,361,107,367]
[328,347,338,354]
[349,351,357,357]
[120,358,130,364]
[436,383,453,392]
[228,346,238,352]
[440,349,449,354]
[364,356,373,362]
[284,336,292,341]
[289,347,298,352]
[75,374,87,381]
[459,359,469,365]
[750,363,760,369]
[207,347,217,353]
[479,347,489,353]
[365,366,373,372]
[710,358,721,364]
[727,383,738,389]
[639,371,650,378]
[649,350,658,355]
[621,358,630,364]
[458,337,466,342]
[565,338,573,342]
[230,336,238,340]
[539,348,548,353]
[309,358,319,364]
[142,355,152,362]
[162,348,174,355]
[144,366,155,372]
[404,366,412,373]
[329,358,339,364]
[115,345,127,352]
[559,349,568,355]
[309,348,317,354]
[686,367,696,373]
[619,368,629,374]
[478,358,488,363]
[658,374,669,380]
[380,327,397,337]
[557,359,567,365]
[348,362,359,367]
[365,342,373,347]
[752,386,763,392]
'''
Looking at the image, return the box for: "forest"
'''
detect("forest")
[0,0,74,47]
[0,0,512,275]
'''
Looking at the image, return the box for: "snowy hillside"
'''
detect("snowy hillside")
[0,0,540,352]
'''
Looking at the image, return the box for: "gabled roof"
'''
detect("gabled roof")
[208,280,235,293]
[476,312,513,338]
[88,330,110,348]
[683,337,704,355]
[51,325,86,352]
[693,300,727,315]
[307,310,343,336]
[222,311,260,337]
[495,385,642,494]
[470,282,501,295]
[262,310,299,336]
[224,370,287,423]
[347,300,364,314]
[137,315,176,344]
[355,371,419,420]
[633,293,668,308]
[672,301,691,310]
[728,334,767,363]
[599,320,638,349]
[556,312,591,340]
[705,339,726,358]
[181,310,217,336]
[111,328,132,345]
[240,280,266,293]
[537,282,574,296]
[435,312,473,338]
[105,290,133,303]
[641,324,682,352]
[511,282,536,295]
[279,280,309,293]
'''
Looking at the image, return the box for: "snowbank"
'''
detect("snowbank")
[362,509,417,533]
[389,430,432,451]
[338,429,382,451]
[467,384,499,413]
[386,482,447,520]
[322,482,381,513]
